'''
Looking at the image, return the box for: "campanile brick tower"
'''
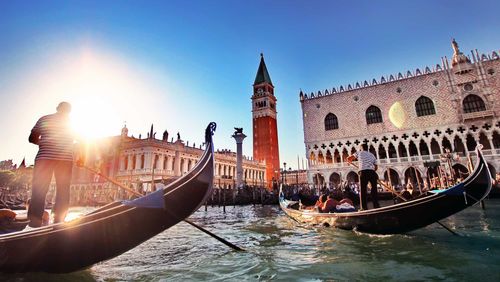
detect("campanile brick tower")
[252,54,280,189]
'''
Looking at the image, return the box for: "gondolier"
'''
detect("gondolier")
[347,144,380,210]
[28,102,75,227]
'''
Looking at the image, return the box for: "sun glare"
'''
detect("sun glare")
[27,48,168,141]
[71,97,120,140]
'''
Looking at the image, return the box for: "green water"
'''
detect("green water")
[2,200,500,281]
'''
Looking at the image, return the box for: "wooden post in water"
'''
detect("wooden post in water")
[260,187,264,205]
[252,186,256,206]
[223,187,226,213]
[233,180,236,207]
[211,190,214,207]
[218,188,221,208]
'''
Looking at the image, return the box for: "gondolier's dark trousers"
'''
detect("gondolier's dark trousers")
[359,169,380,210]
[28,159,73,227]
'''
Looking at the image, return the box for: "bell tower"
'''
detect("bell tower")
[252,53,280,188]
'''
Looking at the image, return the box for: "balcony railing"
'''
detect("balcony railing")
[410,156,420,162]
[462,110,494,121]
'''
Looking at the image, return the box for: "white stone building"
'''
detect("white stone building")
[300,40,500,188]
[69,124,266,204]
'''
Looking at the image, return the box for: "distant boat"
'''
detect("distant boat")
[0,122,216,273]
[280,146,492,234]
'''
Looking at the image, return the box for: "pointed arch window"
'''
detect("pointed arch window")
[324,113,339,130]
[415,96,436,117]
[366,105,383,124]
[463,94,486,113]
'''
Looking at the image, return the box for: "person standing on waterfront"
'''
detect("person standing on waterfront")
[347,144,380,210]
[28,102,75,227]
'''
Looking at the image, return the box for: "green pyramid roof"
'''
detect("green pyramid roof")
[254,54,273,86]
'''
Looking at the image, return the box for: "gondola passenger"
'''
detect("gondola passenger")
[319,194,339,213]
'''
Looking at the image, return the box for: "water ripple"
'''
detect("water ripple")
[2,201,500,281]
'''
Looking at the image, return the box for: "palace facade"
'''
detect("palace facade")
[66,125,266,205]
[300,40,500,188]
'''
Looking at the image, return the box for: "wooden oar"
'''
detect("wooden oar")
[78,163,245,251]
[347,162,408,202]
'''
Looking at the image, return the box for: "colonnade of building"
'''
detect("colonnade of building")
[115,149,265,189]
[307,122,500,187]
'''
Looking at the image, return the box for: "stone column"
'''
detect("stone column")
[232,130,247,188]
[135,154,141,170]
[174,154,181,176]
[473,134,481,150]
[487,136,495,151]
[405,144,411,160]
[416,144,422,161]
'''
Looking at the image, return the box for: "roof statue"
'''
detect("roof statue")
[234,127,243,135]
[121,122,128,137]
[452,38,460,55]
[451,38,471,66]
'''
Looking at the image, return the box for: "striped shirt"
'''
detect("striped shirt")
[354,151,377,170]
[31,113,74,161]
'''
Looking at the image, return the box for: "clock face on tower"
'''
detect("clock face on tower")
[257,88,264,94]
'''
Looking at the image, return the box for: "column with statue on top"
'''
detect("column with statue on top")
[232,127,247,189]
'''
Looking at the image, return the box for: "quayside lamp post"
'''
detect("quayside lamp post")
[282,162,287,186]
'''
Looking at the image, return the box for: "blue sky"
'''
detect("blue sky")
[0,0,499,169]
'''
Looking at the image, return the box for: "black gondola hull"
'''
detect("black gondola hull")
[280,148,492,234]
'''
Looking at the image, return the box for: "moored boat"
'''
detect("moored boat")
[0,122,216,273]
[280,146,492,234]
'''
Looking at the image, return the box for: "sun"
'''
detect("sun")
[70,97,120,140]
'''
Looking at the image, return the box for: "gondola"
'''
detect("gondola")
[280,146,492,234]
[0,122,217,273]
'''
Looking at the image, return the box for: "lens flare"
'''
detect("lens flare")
[389,102,406,128]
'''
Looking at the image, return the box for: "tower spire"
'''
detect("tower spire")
[254,53,273,86]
